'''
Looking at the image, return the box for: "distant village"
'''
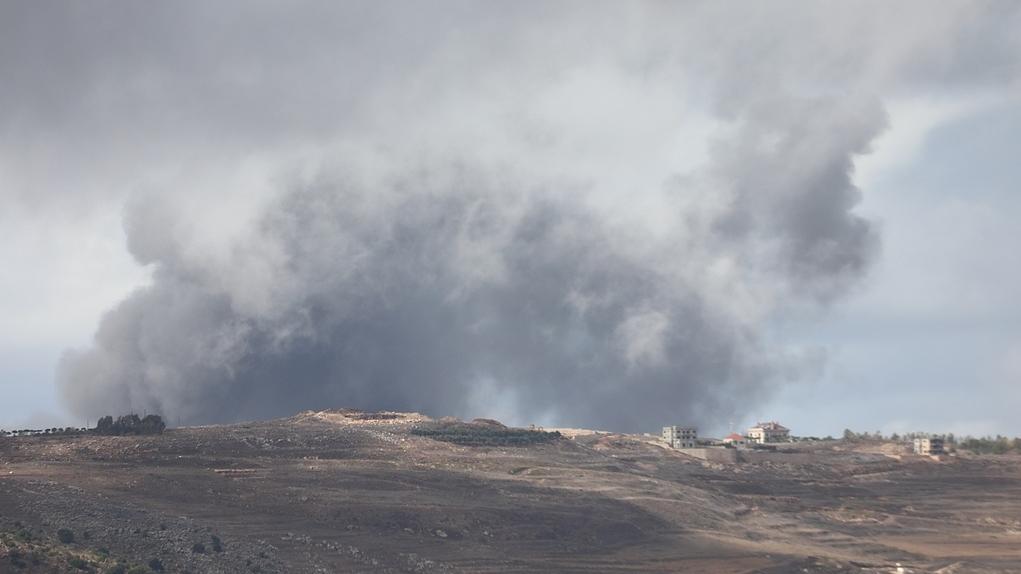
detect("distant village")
[660,421,967,457]
[661,421,793,450]
[1,415,1016,458]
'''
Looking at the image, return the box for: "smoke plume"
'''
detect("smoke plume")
[42,1,1018,430]
[58,101,880,430]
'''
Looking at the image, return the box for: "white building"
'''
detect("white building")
[662,426,697,448]
[747,421,790,444]
[913,437,945,455]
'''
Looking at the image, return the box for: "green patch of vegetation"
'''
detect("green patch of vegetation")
[57,527,75,544]
[411,424,562,447]
[958,436,1020,454]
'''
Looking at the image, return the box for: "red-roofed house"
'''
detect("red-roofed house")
[722,432,746,445]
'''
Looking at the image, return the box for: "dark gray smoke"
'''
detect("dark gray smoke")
[41,1,1019,430]
[58,98,881,430]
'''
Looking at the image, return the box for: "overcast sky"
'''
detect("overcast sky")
[2,2,1019,436]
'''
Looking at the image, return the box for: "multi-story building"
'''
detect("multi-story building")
[913,437,945,455]
[747,421,790,444]
[662,426,697,448]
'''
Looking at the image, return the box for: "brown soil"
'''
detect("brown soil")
[1,411,1019,573]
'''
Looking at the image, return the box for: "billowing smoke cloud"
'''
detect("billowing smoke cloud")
[35,2,1018,429]
[57,99,881,430]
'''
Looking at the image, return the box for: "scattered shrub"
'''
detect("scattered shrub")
[105,565,126,574]
[57,528,75,544]
[210,535,223,553]
[191,543,206,554]
[69,557,89,570]
[148,557,164,571]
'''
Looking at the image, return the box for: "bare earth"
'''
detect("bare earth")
[2,410,1019,573]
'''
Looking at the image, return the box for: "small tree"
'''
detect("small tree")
[96,416,115,434]
[140,415,166,435]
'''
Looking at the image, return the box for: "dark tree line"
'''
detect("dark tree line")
[956,435,1019,454]
[0,427,88,437]
[94,414,166,436]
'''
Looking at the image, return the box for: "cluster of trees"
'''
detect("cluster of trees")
[841,429,1020,454]
[842,429,958,442]
[956,435,1019,454]
[1,415,167,438]
[94,414,166,436]
[841,429,901,441]
[411,424,562,447]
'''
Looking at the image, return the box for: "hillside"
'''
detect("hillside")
[2,410,1020,573]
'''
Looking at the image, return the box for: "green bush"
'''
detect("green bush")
[69,557,89,570]
[57,528,75,544]
[191,543,206,554]
[148,558,164,571]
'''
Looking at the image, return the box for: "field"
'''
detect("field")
[2,410,1020,573]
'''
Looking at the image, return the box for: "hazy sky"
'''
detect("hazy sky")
[2,2,1019,436]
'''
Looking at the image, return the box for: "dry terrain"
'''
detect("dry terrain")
[2,410,1020,573]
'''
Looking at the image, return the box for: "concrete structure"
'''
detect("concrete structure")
[913,437,945,455]
[747,421,790,444]
[723,432,747,446]
[662,426,697,449]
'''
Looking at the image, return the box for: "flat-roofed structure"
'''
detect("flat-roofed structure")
[913,437,945,455]
[662,425,697,448]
